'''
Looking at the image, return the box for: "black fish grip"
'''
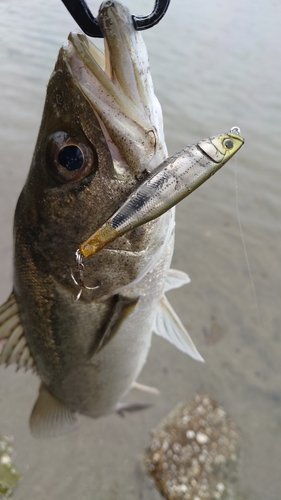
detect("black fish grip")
[61,0,171,37]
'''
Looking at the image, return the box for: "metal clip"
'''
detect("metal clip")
[61,0,171,37]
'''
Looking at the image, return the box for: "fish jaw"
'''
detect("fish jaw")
[61,1,167,177]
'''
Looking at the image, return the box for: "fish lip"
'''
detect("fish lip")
[64,28,154,131]
[65,32,107,83]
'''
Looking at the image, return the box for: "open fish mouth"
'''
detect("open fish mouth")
[60,1,167,174]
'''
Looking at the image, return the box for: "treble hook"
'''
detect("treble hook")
[70,249,99,301]
[61,0,171,37]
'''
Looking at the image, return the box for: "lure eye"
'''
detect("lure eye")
[47,131,96,183]
[223,138,234,150]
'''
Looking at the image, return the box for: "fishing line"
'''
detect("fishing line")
[234,156,276,423]
[234,153,275,421]
[234,156,260,322]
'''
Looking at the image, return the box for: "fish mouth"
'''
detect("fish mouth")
[61,1,167,175]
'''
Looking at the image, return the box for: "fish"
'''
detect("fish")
[0,1,244,437]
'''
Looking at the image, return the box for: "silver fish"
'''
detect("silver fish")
[79,129,244,258]
[0,1,243,437]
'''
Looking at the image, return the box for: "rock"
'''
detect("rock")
[144,393,243,500]
[0,435,20,498]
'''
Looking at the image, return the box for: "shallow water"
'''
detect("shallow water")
[0,0,281,498]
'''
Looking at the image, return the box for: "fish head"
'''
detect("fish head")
[31,0,167,185]
[47,0,167,185]
[14,0,169,298]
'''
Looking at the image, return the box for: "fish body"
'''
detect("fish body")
[0,1,179,436]
[0,1,243,437]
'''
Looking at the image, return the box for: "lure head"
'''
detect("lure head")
[197,127,244,165]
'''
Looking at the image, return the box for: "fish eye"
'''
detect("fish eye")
[46,131,96,183]
[58,145,84,171]
[223,138,234,150]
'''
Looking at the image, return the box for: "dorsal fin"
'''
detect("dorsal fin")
[30,383,78,438]
[0,293,36,372]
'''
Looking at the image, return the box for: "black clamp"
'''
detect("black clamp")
[61,0,170,37]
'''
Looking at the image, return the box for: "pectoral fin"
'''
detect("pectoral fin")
[0,293,35,372]
[164,268,190,293]
[132,381,160,395]
[116,402,152,417]
[154,295,204,362]
[30,383,78,438]
[89,295,139,357]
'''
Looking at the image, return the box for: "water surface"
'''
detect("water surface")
[0,0,281,499]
